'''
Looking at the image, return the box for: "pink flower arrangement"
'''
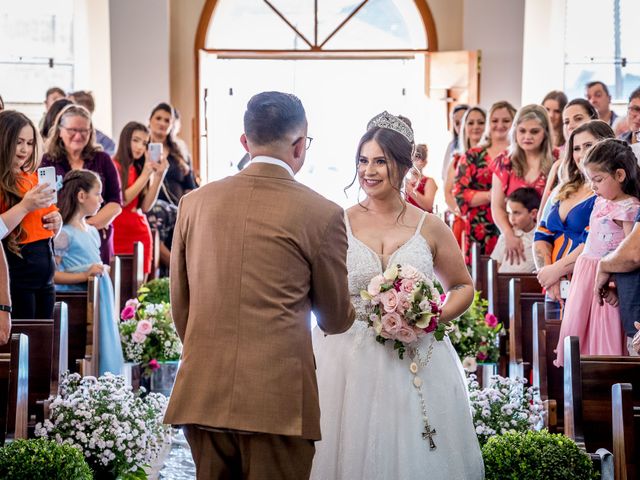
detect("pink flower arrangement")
[485,313,498,328]
[360,264,446,359]
[121,305,136,320]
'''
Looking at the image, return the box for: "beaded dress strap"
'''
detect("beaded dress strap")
[415,211,428,235]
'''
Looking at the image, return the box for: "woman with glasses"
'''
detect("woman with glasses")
[42,104,122,264]
[404,143,437,212]
[144,102,198,273]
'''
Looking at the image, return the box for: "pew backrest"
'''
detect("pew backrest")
[0,334,29,443]
[612,383,638,480]
[508,278,545,380]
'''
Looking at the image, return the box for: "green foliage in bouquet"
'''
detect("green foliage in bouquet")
[0,438,92,479]
[482,430,598,480]
[137,278,170,305]
[449,291,502,367]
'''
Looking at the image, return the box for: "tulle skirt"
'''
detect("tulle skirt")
[310,321,484,480]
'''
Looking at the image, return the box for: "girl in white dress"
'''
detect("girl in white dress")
[311,112,485,480]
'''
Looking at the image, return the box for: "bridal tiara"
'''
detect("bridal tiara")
[367,111,414,144]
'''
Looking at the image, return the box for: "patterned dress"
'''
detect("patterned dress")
[453,147,500,264]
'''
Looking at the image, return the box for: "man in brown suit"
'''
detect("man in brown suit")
[165,91,355,479]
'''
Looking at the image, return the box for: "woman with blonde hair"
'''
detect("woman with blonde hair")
[453,101,516,264]
[42,104,122,264]
[490,104,556,264]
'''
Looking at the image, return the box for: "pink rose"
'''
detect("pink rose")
[125,298,139,309]
[136,319,153,335]
[367,275,386,296]
[423,315,438,334]
[400,278,416,294]
[395,326,418,344]
[440,293,447,303]
[131,331,146,343]
[477,351,488,361]
[121,305,136,320]
[485,313,498,328]
[400,265,424,282]
[148,359,160,370]
[396,291,410,314]
[380,289,399,313]
[380,312,403,338]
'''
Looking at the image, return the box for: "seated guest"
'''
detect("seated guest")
[491,187,539,273]
[490,104,555,265]
[534,121,613,302]
[542,90,568,149]
[404,143,437,212]
[620,87,640,145]
[54,170,124,375]
[68,90,116,156]
[585,81,620,128]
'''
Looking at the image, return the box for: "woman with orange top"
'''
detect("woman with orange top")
[112,122,168,275]
[0,110,62,318]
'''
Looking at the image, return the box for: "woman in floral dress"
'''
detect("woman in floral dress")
[453,101,516,264]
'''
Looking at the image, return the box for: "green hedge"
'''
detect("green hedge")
[482,430,598,480]
[0,439,92,479]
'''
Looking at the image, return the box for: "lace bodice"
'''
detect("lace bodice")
[345,212,435,321]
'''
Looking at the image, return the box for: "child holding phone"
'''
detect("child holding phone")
[555,139,640,366]
[54,170,124,375]
[0,110,61,319]
[112,122,168,275]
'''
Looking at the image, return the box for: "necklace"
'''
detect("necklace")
[408,337,437,450]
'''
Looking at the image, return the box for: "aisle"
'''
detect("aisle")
[153,428,196,479]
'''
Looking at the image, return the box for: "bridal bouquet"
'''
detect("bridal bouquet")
[360,264,446,359]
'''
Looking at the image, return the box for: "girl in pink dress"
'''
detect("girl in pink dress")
[555,139,640,366]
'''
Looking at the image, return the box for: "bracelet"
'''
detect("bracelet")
[0,305,11,313]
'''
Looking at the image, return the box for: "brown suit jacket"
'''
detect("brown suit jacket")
[164,162,355,440]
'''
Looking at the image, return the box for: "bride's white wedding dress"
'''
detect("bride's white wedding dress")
[311,212,484,480]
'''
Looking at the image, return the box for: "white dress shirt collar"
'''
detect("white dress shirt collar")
[250,156,295,178]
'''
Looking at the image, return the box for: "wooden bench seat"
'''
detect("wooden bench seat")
[0,334,29,444]
[612,382,639,480]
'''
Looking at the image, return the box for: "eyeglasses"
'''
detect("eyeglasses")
[628,105,640,115]
[61,126,91,136]
[292,136,313,150]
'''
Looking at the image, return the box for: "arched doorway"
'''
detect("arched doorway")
[194,1,440,205]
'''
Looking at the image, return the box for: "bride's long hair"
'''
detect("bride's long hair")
[346,124,414,217]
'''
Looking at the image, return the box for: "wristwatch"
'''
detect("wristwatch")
[0,305,11,313]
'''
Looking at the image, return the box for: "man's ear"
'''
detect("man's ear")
[530,208,539,220]
[240,133,250,153]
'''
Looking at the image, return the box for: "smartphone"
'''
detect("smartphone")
[37,166,57,204]
[559,279,571,299]
[148,143,163,163]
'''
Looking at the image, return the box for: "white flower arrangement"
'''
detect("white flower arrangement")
[467,374,544,445]
[35,372,171,477]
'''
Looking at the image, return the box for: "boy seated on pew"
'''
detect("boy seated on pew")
[490,187,540,273]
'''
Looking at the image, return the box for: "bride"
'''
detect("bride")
[311,112,484,479]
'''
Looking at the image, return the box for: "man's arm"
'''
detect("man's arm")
[0,248,11,345]
[170,200,189,342]
[310,208,355,335]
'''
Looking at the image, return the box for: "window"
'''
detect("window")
[0,1,74,118]
[564,0,640,102]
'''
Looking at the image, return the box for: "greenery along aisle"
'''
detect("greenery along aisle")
[119,278,182,377]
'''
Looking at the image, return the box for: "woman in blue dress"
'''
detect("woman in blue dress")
[533,120,615,304]
[54,169,124,375]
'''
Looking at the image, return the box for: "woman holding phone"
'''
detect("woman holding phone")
[145,102,197,272]
[112,122,168,276]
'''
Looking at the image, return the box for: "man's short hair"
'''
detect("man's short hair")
[244,91,306,146]
[46,87,65,99]
[69,90,95,113]
[586,81,611,97]
[507,187,541,212]
[629,86,640,104]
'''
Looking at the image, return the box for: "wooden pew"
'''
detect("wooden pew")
[531,302,564,433]
[470,242,490,298]
[0,334,29,443]
[612,383,639,480]
[564,336,640,454]
[4,302,68,428]
[508,278,545,381]
[55,277,100,377]
[148,228,161,280]
[486,259,540,327]
[116,241,144,311]
[109,255,121,319]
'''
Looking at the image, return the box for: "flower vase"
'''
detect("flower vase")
[150,360,180,396]
[122,362,142,392]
